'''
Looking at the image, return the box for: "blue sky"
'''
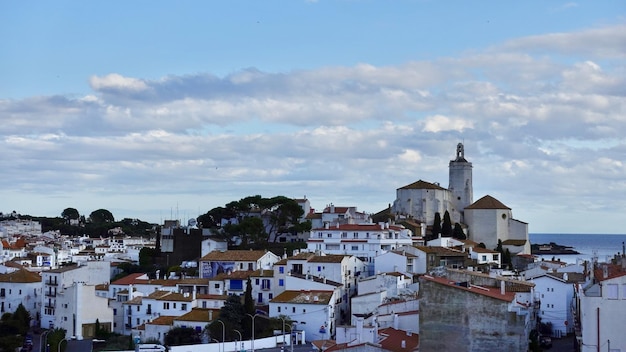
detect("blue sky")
[1,1,625,233]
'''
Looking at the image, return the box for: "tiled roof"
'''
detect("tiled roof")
[213,270,254,281]
[148,316,177,326]
[312,223,405,231]
[398,180,446,191]
[414,246,466,256]
[378,327,420,352]
[421,275,515,302]
[123,296,143,305]
[465,195,510,210]
[200,250,268,262]
[175,308,218,322]
[471,247,498,254]
[111,272,146,285]
[0,268,41,283]
[502,239,527,246]
[308,255,347,263]
[270,290,333,304]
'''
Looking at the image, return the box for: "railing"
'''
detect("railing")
[46,280,58,286]
[45,292,56,297]
[44,303,55,309]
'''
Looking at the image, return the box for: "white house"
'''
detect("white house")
[527,272,585,337]
[577,263,626,352]
[55,282,114,340]
[307,222,413,276]
[465,195,531,255]
[469,246,501,266]
[269,289,338,342]
[0,268,41,325]
[199,250,280,279]
[40,261,111,330]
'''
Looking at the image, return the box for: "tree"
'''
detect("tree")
[164,326,201,346]
[430,212,442,241]
[61,207,80,221]
[217,295,246,338]
[441,211,452,237]
[89,209,114,223]
[244,278,254,315]
[452,223,466,240]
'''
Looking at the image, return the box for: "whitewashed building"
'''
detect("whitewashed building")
[307,222,413,276]
[269,289,338,341]
[55,282,114,340]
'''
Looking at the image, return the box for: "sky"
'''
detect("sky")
[1,1,625,234]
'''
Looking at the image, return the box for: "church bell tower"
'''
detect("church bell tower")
[448,143,473,222]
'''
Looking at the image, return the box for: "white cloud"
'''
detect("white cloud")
[2,24,626,233]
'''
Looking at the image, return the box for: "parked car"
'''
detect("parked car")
[540,335,552,349]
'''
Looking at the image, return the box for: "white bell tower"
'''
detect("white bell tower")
[448,143,473,222]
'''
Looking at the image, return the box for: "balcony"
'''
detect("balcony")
[45,292,56,298]
[44,303,55,309]
[46,280,58,286]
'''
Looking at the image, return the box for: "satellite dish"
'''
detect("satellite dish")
[188,218,197,227]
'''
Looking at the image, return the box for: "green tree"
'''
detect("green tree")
[218,295,246,338]
[244,278,254,315]
[164,326,201,346]
[89,209,115,223]
[430,212,442,241]
[61,207,80,221]
[441,211,452,237]
[452,223,466,240]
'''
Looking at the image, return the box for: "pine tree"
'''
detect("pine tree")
[452,223,466,240]
[430,212,442,241]
[441,211,452,237]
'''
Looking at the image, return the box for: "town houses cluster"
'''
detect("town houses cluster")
[1,143,625,352]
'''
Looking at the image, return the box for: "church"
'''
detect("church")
[391,143,530,255]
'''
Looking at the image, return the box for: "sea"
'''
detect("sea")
[529,233,626,264]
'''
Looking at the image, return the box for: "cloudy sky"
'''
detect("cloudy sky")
[1,1,624,234]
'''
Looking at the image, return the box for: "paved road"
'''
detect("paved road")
[31,331,92,352]
[549,335,577,352]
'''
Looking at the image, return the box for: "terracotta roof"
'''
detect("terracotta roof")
[378,327,420,352]
[270,290,334,304]
[308,255,347,263]
[398,180,446,191]
[123,296,143,305]
[421,275,515,302]
[594,264,626,282]
[502,239,527,246]
[148,315,177,326]
[197,293,229,300]
[414,246,466,256]
[200,250,269,262]
[213,270,254,281]
[250,269,274,277]
[177,278,210,285]
[0,268,41,283]
[175,308,218,322]
[465,195,510,210]
[111,272,146,285]
[306,213,322,220]
[312,223,405,231]
[471,247,498,254]
[323,206,351,213]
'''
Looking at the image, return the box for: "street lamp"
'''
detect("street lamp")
[217,320,225,352]
[246,313,261,352]
[286,323,296,352]
[233,329,242,352]
[40,330,50,352]
[57,337,67,352]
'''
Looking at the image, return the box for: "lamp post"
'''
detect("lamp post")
[217,320,225,352]
[286,323,296,352]
[233,329,242,352]
[57,337,67,352]
[246,313,261,352]
[40,330,50,352]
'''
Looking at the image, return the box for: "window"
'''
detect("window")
[622,284,626,299]
[279,279,284,287]
[181,303,187,310]
[292,307,295,313]
[327,233,332,238]
[136,306,140,312]
[278,307,281,313]
[279,267,284,274]
[215,283,220,289]
[136,318,140,325]
[318,232,322,238]
[606,284,618,300]
[114,309,117,315]
[256,279,260,285]
[202,302,207,308]
[317,266,321,272]
[173,303,177,309]
[481,255,487,261]
[163,302,170,309]
[351,246,358,251]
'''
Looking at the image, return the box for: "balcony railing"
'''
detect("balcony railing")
[45,292,56,297]
[46,281,58,286]
[44,303,55,309]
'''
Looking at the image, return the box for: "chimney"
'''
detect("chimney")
[192,287,196,300]
[563,273,568,282]
[209,310,213,321]
[401,340,406,348]
[356,317,364,339]
[500,280,505,295]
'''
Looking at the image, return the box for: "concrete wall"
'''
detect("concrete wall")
[419,278,528,352]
